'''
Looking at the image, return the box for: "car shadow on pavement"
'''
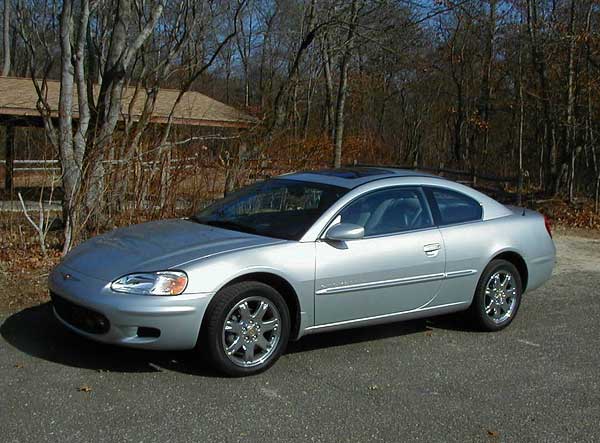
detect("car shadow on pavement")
[287,319,429,353]
[1,303,473,376]
[286,313,474,354]
[0,302,221,377]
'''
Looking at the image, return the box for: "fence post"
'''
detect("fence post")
[4,123,15,192]
[518,169,524,206]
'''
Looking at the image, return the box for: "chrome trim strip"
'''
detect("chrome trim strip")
[316,269,477,295]
[305,301,470,332]
[316,272,445,295]
[445,269,477,279]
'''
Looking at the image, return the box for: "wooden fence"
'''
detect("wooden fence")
[1,158,525,206]
[354,163,523,204]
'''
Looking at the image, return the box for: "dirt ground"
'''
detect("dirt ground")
[0,223,60,312]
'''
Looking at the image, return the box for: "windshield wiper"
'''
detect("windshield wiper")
[197,219,257,234]
[187,214,206,224]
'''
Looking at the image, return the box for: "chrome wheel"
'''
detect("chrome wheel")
[484,270,518,324]
[222,296,281,368]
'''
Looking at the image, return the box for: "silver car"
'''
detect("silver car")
[49,167,556,376]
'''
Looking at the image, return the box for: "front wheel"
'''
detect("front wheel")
[203,281,290,376]
[468,259,523,331]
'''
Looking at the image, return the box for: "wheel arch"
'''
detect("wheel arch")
[491,250,529,291]
[201,272,302,341]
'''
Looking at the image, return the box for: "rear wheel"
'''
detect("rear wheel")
[468,259,522,331]
[203,281,290,376]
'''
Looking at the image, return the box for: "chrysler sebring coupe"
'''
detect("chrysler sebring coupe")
[49,167,555,376]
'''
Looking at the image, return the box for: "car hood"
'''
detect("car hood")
[59,219,283,281]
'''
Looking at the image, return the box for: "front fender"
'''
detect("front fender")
[181,242,317,333]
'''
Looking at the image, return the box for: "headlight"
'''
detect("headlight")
[111,271,188,296]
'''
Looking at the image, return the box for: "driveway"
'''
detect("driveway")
[1,232,599,442]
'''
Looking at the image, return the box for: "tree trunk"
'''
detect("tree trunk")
[270,0,317,132]
[58,0,79,254]
[83,0,163,228]
[2,0,10,76]
[526,0,555,194]
[159,148,172,209]
[479,0,496,162]
[302,68,317,140]
[518,28,525,206]
[565,0,577,201]
[333,0,359,168]
[321,34,335,139]
[333,58,349,168]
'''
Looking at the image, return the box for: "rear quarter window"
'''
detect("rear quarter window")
[428,188,482,225]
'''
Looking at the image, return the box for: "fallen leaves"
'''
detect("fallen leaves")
[534,199,600,231]
[487,430,500,438]
[77,385,93,393]
[0,230,61,311]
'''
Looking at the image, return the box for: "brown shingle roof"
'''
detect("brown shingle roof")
[0,76,257,128]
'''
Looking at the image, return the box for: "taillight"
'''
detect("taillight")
[544,216,553,238]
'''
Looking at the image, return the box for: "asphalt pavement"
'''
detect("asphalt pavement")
[1,233,599,442]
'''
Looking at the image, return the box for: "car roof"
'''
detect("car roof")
[280,166,435,189]
[290,169,514,241]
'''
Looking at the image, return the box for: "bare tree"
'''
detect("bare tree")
[7,0,600,253]
[270,0,322,132]
[565,0,577,202]
[2,0,10,75]
[526,0,555,191]
[332,0,359,167]
[15,0,249,253]
[235,0,255,108]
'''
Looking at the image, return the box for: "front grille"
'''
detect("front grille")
[50,292,110,335]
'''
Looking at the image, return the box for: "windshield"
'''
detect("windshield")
[192,179,348,240]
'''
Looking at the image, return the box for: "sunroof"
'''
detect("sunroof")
[310,168,393,179]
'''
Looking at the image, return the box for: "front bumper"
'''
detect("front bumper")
[48,265,213,350]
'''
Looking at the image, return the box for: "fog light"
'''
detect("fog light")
[137,327,161,338]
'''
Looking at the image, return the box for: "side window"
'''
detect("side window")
[338,188,434,237]
[429,188,482,225]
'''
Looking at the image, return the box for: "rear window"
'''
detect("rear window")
[429,188,482,225]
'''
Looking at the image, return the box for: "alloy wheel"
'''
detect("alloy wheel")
[484,270,518,324]
[221,296,281,367]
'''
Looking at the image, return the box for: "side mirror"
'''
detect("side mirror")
[325,223,365,241]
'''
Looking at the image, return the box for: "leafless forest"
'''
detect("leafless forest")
[1,0,600,253]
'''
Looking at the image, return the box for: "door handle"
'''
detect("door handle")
[423,243,441,257]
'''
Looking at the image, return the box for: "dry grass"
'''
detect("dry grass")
[0,225,62,312]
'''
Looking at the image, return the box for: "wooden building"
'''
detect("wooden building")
[0,76,256,191]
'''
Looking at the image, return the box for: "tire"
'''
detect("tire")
[468,259,523,331]
[202,281,290,377]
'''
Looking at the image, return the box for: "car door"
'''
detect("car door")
[314,186,446,325]
[423,186,485,306]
